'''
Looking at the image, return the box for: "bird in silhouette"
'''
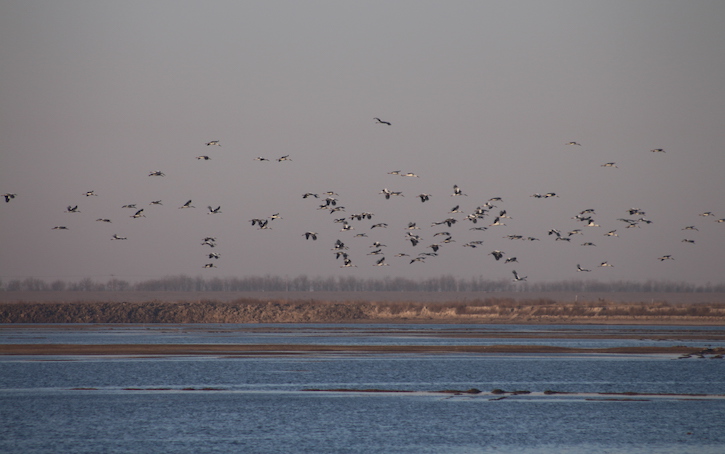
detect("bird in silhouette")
[374,117,391,125]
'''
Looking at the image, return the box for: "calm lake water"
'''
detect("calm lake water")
[1,324,724,453]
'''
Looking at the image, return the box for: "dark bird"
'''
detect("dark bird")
[374,117,391,125]
[2,193,16,203]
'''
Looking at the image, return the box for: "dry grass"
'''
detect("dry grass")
[2,297,725,324]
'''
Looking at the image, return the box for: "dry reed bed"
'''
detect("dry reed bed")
[2,298,725,324]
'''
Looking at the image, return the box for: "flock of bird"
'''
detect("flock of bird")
[3,118,723,282]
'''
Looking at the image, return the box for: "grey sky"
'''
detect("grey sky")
[1,1,724,285]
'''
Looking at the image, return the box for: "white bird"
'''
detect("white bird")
[604,230,618,237]
[203,263,217,268]
[699,212,715,217]
[179,200,195,209]
[374,117,391,125]
[208,252,221,259]
[207,206,222,214]
[196,155,211,160]
[566,142,581,146]
[402,172,419,178]
[682,226,699,231]
[206,140,221,146]
[111,234,127,240]
[130,209,145,218]
[658,255,674,261]
[388,170,402,175]
[599,261,614,267]
[374,256,389,266]
[576,264,591,272]
[511,270,527,282]
[96,218,112,223]
[83,190,97,197]
[277,155,292,162]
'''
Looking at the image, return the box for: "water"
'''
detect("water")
[1,324,725,453]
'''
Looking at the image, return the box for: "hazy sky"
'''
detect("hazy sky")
[2,1,724,285]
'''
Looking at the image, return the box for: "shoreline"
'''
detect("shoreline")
[2,343,724,356]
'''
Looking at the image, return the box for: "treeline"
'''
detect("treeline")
[2,298,725,324]
[2,274,724,293]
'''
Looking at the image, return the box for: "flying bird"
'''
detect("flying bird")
[2,193,16,203]
[511,270,527,282]
[566,142,581,146]
[207,206,222,214]
[179,200,195,209]
[148,170,165,176]
[374,117,391,125]
[489,250,504,261]
[196,156,211,160]
[111,234,127,240]
[206,140,221,146]
[303,232,318,240]
[452,185,467,196]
